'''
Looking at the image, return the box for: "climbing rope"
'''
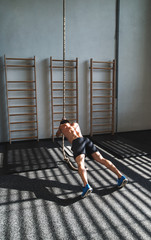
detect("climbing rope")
[62,0,66,160]
[62,0,78,171]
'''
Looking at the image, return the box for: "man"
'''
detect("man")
[56,119,128,198]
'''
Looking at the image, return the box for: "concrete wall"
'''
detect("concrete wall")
[0,0,151,142]
[118,0,151,132]
[0,0,116,142]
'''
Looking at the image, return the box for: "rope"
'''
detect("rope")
[62,0,66,160]
[62,0,78,171]
[63,0,66,119]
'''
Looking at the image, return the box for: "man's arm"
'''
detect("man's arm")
[56,127,62,137]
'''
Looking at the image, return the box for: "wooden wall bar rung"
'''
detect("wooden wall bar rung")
[93,130,112,134]
[92,110,113,112]
[53,118,76,121]
[50,57,79,141]
[68,118,76,121]
[93,61,113,64]
[93,96,112,98]
[7,81,35,83]
[10,128,37,132]
[93,88,113,91]
[92,103,112,105]
[53,104,76,107]
[53,112,63,115]
[6,57,34,60]
[52,81,76,83]
[53,118,76,125]
[4,55,39,143]
[10,120,37,124]
[53,111,76,114]
[93,81,112,84]
[11,136,37,140]
[53,89,76,91]
[8,105,36,108]
[8,97,36,100]
[52,66,76,69]
[90,58,115,136]
[52,59,76,62]
[92,67,113,70]
[93,124,112,127]
[9,113,36,116]
[8,89,35,91]
[92,117,112,120]
[53,127,59,130]
[6,65,35,68]
[53,119,61,122]
[53,96,76,99]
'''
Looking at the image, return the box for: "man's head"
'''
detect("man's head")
[60,118,70,125]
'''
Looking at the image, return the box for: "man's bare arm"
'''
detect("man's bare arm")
[56,127,62,137]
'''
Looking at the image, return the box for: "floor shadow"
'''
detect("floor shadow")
[93,185,118,196]
[91,134,149,159]
[0,175,118,206]
[2,141,59,174]
[0,174,82,206]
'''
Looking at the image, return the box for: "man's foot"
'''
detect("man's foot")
[117,175,128,188]
[81,184,93,198]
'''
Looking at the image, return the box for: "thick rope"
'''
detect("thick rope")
[62,0,78,171]
[63,0,66,119]
[62,0,66,160]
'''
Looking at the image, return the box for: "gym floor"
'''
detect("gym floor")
[0,130,151,240]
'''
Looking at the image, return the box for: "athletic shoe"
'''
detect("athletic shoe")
[81,184,93,198]
[117,175,128,188]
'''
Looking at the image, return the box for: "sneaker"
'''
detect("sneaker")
[81,184,93,198]
[117,175,128,188]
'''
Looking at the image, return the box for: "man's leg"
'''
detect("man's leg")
[91,151,122,178]
[75,154,87,186]
[91,151,128,187]
[75,154,93,198]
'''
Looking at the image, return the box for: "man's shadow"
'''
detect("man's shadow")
[93,186,118,196]
[0,175,118,206]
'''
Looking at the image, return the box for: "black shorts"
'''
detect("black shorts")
[71,137,98,159]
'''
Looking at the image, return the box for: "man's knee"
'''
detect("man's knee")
[75,154,85,165]
[92,151,103,160]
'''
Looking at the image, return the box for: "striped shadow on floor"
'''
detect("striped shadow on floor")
[91,134,149,159]
[2,140,59,174]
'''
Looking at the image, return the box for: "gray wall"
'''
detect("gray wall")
[118,0,151,131]
[0,0,151,142]
[0,0,116,142]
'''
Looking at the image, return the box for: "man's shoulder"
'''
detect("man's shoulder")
[60,123,70,129]
[71,122,79,127]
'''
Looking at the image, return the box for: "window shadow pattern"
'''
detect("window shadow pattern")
[2,140,59,174]
[91,134,150,159]
[0,143,151,240]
